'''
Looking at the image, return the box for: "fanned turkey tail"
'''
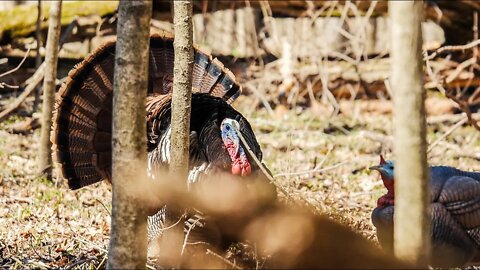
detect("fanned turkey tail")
[52,31,242,190]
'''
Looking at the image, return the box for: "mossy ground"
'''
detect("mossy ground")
[0,1,118,42]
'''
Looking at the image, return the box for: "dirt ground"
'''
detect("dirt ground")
[0,93,479,269]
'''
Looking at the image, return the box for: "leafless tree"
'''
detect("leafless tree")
[33,0,42,112]
[390,0,430,266]
[161,0,194,265]
[170,1,194,177]
[38,0,61,178]
[107,0,152,268]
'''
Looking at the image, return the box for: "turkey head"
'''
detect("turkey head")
[370,155,480,267]
[369,155,395,207]
[220,118,251,176]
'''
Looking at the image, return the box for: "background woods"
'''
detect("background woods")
[0,0,479,269]
[1,1,479,115]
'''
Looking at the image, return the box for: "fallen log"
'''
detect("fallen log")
[177,1,478,45]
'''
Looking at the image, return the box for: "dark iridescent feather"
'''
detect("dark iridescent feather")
[372,166,480,267]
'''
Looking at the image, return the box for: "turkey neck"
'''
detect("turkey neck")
[381,175,394,196]
[198,119,231,167]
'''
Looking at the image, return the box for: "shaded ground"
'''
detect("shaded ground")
[0,94,479,269]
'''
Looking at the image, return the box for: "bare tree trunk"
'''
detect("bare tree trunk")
[162,0,193,265]
[38,0,61,178]
[107,1,152,269]
[32,0,42,112]
[171,2,193,174]
[390,1,430,266]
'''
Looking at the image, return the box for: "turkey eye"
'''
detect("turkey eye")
[226,126,230,130]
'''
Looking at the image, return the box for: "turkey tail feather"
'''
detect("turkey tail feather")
[52,31,242,190]
[53,37,116,190]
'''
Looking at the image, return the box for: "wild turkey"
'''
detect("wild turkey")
[370,155,480,267]
[52,32,276,249]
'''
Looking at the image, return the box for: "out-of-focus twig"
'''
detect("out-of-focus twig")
[425,39,480,60]
[234,123,326,214]
[243,81,275,117]
[206,249,242,270]
[424,29,480,132]
[427,112,480,124]
[0,82,20,89]
[0,19,77,122]
[273,161,348,178]
[424,51,447,95]
[0,48,31,78]
[64,257,97,270]
[446,91,480,131]
[445,57,476,84]
[181,217,202,256]
[0,63,45,122]
[428,115,469,153]
[473,12,478,58]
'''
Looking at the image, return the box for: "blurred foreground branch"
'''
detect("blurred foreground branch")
[132,167,411,269]
[0,48,31,80]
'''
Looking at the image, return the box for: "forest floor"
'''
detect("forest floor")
[1,93,479,269]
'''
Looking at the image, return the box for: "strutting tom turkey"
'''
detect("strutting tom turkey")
[52,32,276,249]
[370,155,480,267]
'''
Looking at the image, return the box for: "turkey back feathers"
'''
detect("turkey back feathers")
[52,32,243,190]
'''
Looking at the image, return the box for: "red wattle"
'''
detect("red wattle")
[241,164,251,176]
[380,176,395,195]
[377,194,395,207]
[232,164,242,175]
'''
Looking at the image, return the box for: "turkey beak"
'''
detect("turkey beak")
[369,165,384,173]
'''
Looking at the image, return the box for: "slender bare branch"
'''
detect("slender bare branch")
[425,39,480,60]
[0,48,31,78]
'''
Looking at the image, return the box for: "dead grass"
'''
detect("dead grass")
[0,94,479,268]
[0,120,111,269]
